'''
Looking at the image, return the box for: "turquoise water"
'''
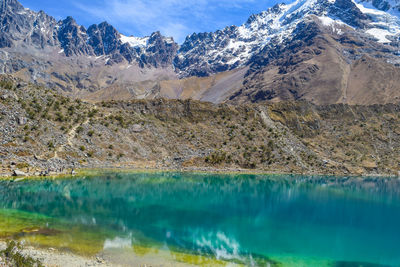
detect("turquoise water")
[0,172,400,266]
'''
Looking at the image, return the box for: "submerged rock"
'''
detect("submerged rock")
[15,227,62,238]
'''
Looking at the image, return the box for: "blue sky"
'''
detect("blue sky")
[19,0,282,43]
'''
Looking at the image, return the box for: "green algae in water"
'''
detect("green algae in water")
[1,172,400,266]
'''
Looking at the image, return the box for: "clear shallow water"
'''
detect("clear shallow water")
[0,172,400,266]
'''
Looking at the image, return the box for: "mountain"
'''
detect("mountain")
[175,0,370,78]
[0,0,179,95]
[1,0,400,105]
[0,0,178,66]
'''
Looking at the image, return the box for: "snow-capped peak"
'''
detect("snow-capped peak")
[175,0,400,77]
[175,0,340,77]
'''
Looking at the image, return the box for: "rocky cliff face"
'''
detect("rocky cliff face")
[57,16,93,56]
[139,32,178,68]
[87,22,120,56]
[0,0,58,48]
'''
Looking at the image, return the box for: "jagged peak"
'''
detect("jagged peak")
[87,21,119,36]
[149,31,162,38]
[61,16,77,25]
[149,31,176,43]
[98,21,114,28]
[0,0,23,7]
[0,0,25,13]
[245,3,285,25]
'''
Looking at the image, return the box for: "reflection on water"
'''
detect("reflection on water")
[1,172,400,266]
[104,236,132,250]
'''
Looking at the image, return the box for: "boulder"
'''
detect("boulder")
[13,170,27,177]
[40,170,49,176]
[17,116,27,125]
[0,92,18,101]
[131,124,144,133]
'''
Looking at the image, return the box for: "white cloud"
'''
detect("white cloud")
[73,0,264,43]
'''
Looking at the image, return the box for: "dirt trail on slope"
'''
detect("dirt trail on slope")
[53,118,90,159]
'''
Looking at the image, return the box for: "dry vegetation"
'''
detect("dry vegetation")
[1,75,400,176]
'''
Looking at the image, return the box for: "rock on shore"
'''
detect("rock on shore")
[0,242,114,267]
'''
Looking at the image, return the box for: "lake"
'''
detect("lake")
[0,172,399,266]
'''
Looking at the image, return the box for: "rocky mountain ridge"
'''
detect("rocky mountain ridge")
[3,0,400,71]
[1,0,400,105]
[0,0,178,68]
[175,0,400,78]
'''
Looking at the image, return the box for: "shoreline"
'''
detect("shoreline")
[0,240,233,267]
[1,165,399,181]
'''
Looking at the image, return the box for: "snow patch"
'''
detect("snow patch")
[366,28,395,42]
[120,34,148,48]
[16,10,27,15]
[354,1,388,15]
[226,40,246,50]
[318,16,345,27]
[165,37,175,44]
[353,0,400,43]
[318,16,347,34]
